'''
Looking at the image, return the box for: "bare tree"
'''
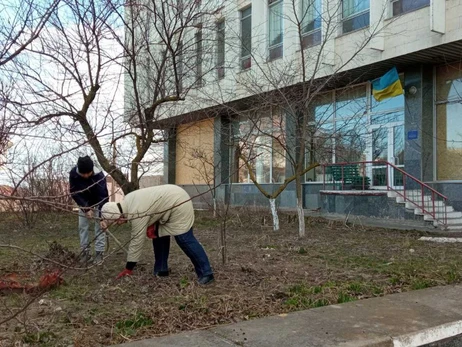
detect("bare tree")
[0,0,60,67]
[1,0,223,195]
[196,0,393,236]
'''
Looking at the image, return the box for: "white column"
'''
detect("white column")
[369,0,387,51]
[430,0,445,34]
[322,0,337,67]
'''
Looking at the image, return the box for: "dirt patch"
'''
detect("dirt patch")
[1,211,462,346]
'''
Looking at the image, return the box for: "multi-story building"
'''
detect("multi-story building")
[127,0,462,228]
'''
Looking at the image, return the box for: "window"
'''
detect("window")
[301,0,322,49]
[195,27,203,87]
[342,0,370,33]
[233,109,286,183]
[306,86,372,182]
[269,0,283,60]
[436,63,462,180]
[240,7,252,70]
[216,21,225,79]
[177,41,183,93]
[391,0,429,16]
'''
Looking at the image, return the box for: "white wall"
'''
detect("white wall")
[143,0,462,119]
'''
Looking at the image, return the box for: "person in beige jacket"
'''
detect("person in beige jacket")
[100,184,214,285]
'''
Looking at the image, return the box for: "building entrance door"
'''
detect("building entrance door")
[370,122,404,189]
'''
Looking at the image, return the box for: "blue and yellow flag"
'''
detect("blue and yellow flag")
[372,67,404,102]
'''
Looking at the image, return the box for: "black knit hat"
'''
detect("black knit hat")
[77,156,94,174]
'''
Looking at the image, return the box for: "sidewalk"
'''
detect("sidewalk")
[117,284,462,347]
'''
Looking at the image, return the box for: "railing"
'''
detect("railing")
[322,161,448,228]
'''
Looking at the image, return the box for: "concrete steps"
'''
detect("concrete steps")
[387,189,461,231]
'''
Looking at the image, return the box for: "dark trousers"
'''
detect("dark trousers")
[152,228,213,278]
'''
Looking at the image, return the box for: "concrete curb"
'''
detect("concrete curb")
[392,320,462,347]
[115,285,462,347]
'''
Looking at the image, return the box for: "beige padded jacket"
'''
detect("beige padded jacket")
[119,185,194,262]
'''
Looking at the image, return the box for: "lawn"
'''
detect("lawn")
[1,209,462,346]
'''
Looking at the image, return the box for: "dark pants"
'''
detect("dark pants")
[152,228,213,279]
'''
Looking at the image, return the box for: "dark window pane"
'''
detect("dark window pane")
[301,0,322,34]
[242,6,251,17]
[269,44,283,61]
[392,0,429,16]
[269,1,283,47]
[217,21,225,79]
[217,66,225,79]
[177,41,183,93]
[302,18,321,34]
[343,0,369,18]
[342,11,369,33]
[195,30,202,87]
[241,8,252,61]
[302,29,321,49]
[241,56,251,70]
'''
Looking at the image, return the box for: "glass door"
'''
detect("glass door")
[370,123,404,188]
[391,124,404,187]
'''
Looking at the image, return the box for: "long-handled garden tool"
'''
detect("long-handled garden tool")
[105,228,128,254]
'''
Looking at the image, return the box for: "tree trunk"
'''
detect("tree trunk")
[269,198,279,231]
[295,175,305,237]
[297,198,305,238]
[213,195,217,218]
[220,222,227,265]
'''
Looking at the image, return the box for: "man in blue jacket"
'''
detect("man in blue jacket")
[69,156,109,265]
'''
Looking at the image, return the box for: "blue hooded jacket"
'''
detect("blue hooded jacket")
[69,166,109,210]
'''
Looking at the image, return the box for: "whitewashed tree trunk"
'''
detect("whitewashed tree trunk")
[213,196,217,218]
[269,198,279,231]
[297,198,305,237]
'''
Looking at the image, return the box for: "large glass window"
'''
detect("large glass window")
[195,27,203,87]
[306,86,370,181]
[269,0,283,60]
[334,87,368,163]
[240,7,252,70]
[306,93,335,181]
[391,0,429,16]
[234,109,286,184]
[301,0,322,49]
[436,64,462,180]
[216,21,225,79]
[342,0,370,33]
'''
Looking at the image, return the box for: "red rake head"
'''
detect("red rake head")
[0,270,64,294]
[38,270,64,289]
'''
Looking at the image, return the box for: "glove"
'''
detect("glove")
[146,223,158,239]
[116,269,133,279]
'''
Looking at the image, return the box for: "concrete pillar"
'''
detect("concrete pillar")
[403,65,433,182]
[214,116,231,203]
[163,127,177,184]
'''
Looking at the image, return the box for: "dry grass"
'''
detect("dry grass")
[1,209,462,346]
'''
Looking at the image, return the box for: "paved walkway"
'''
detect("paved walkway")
[117,285,462,347]
[302,210,462,234]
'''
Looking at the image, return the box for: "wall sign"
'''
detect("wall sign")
[407,130,418,140]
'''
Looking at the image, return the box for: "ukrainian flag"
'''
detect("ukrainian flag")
[372,67,404,102]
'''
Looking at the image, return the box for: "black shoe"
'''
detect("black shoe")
[79,250,92,265]
[94,251,104,265]
[198,274,214,285]
[153,270,169,277]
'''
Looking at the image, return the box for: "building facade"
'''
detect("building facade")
[128,0,462,221]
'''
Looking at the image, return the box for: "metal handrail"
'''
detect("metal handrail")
[322,161,448,228]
